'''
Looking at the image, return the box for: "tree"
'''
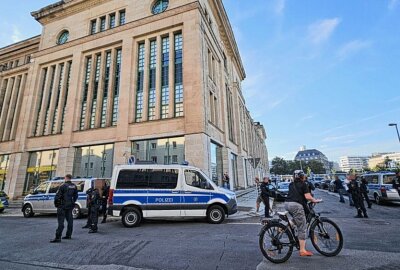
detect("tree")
[270,157,288,175]
[384,156,392,169]
[306,160,325,174]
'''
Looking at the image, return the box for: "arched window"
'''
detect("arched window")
[57,30,69,45]
[152,0,169,15]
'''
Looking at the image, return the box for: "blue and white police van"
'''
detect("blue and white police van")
[362,172,400,205]
[22,177,108,219]
[108,164,238,227]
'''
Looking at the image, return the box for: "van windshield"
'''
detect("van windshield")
[383,175,396,185]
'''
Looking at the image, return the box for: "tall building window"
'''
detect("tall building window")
[100,16,106,32]
[174,33,183,117]
[0,155,10,191]
[131,137,185,165]
[90,19,97,35]
[109,13,116,29]
[24,150,59,195]
[226,85,235,142]
[148,40,157,121]
[80,57,92,130]
[112,49,122,126]
[161,37,169,119]
[51,64,65,134]
[43,66,56,135]
[61,62,72,133]
[73,144,114,178]
[101,52,111,128]
[119,10,126,25]
[90,55,101,129]
[135,43,145,122]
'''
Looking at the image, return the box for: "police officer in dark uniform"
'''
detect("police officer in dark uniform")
[101,183,110,223]
[360,176,372,209]
[50,174,78,243]
[82,182,94,229]
[87,185,101,233]
[348,175,368,218]
[260,176,271,218]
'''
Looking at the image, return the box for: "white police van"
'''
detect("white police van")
[108,164,237,227]
[22,177,108,219]
[363,172,400,205]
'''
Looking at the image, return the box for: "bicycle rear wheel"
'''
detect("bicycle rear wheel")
[310,218,343,256]
[259,223,293,263]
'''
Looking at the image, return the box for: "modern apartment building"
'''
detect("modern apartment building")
[368,152,400,169]
[339,156,370,172]
[0,0,269,199]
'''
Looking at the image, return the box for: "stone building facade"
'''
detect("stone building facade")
[0,0,268,199]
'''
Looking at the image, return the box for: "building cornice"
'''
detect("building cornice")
[31,0,113,25]
[0,35,40,56]
[210,0,246,80]
[33,2,199,58]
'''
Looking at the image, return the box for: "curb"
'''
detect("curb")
[235,187,256,198]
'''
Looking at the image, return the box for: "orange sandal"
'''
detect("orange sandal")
[300,251,313,256]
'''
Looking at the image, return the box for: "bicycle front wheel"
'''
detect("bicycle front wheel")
[259,223,293,264]
[310,218,343,256]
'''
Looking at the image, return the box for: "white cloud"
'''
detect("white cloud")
[308,18,341,44]
[388,0,399,10]
[274,0,286,15]
[11,25,23,43]
[336,40,371,60]
[295,114,314,127]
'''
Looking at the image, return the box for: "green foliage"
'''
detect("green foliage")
[270,157,326,175]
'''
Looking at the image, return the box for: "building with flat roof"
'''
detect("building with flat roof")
[0,0,269,198]
[368,153,400,169]
[339,156,370,172]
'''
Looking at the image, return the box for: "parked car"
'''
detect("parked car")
[22,177,108,219]
[108,164,237,227]
[310,177,324,188]
[0,200,4,213]
[328,180,345,193]
[320,180,331,190]
[269,182,289,201]
[363,172,400,205]
[0,191,9,208]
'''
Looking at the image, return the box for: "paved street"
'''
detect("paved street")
[1,189,399,270]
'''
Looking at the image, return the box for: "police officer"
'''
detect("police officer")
[101,182,110,223]
[348,175,368,218]
[50,174,78,243]
[87,185,101,233]
[82,183,94,229]
[360,176,372,209]
[260,176,271,218]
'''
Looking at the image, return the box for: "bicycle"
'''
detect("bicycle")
[259,202,343,263]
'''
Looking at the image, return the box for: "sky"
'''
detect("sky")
[1,0,400,162]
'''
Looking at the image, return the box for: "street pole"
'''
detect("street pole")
[389,123,400,143]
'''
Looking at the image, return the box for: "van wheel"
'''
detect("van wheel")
[374,194,381,205]
[207,205,225,224]
[122,208,142,228]
[23,204,34,218]
[72,204,81,219]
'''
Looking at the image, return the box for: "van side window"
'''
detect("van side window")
[72,181,85,192]
[148,169,178,189]
[383,175,395,184]
[35,183,48,194]
[366,175,378,184]
[117,170,149,189]
[184,170,213,190]
[48,182,62,193]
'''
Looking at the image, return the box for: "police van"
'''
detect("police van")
[362,172,400,205]
[22,177,108,219]
[108,164,237,227]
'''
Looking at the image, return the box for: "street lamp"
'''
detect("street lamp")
[388,123,400,143]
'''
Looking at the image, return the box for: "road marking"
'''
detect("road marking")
[227,222,260,225]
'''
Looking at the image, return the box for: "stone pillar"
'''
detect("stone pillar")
[56,147,75,177]
[5,152,29,199]
[113,141,131,166]
[185,133,209,176]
